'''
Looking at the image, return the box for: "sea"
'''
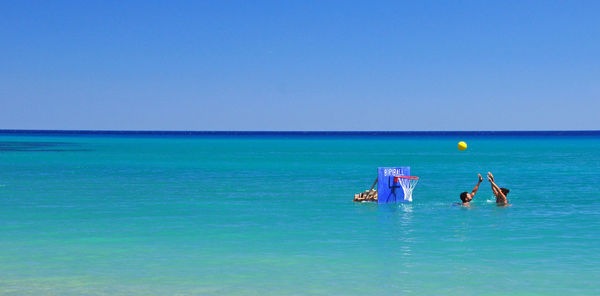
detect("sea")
[0,131,598,295]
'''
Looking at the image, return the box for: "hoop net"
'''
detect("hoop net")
[393,176,419,202]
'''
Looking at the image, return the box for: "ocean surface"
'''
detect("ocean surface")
[0,131,599,295]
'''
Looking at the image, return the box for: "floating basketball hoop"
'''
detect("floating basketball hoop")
[393,176,420,202]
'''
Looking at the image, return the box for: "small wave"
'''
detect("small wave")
[398,204,413,213]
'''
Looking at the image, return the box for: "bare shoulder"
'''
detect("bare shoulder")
[454,202,470,207]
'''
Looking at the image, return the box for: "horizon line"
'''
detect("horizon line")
[1,129,599,135]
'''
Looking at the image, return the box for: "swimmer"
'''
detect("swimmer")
[457,174,483,206]
[487,172,510,205]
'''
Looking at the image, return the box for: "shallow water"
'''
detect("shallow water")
[1,132,599,295]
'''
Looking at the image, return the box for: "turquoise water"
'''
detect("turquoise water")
[1,133,599,295]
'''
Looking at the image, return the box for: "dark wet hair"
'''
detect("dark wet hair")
[500,188,510,196]
[460,192,469,202]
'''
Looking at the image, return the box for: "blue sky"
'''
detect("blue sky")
[1,1,598,131]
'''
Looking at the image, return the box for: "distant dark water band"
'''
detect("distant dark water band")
[1,130,599,138]
[0,141,90,152]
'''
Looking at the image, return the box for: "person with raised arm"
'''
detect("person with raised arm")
[487,172,510,205]
[457,174,483,206]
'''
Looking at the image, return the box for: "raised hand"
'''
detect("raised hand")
[487,172,495,182]
[478,173,483,182]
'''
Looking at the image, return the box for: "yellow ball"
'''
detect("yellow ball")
[458,141,467,151]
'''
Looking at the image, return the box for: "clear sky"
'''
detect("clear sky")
[1,1,599,131]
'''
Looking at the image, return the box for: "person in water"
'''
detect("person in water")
[487,172,509,205]
[458,174,483,206]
